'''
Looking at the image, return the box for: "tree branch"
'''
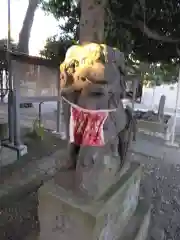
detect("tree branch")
[118,18,180,43]
[137,20,180,43]
[176,45,180,57]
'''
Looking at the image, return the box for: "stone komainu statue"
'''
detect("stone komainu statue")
[59,43,136,172]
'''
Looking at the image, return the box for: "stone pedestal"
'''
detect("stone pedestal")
[38,162,144,240]
[118,200,151,240]
[158,95,166,122]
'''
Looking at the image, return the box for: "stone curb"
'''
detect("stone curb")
[0,149,64,208]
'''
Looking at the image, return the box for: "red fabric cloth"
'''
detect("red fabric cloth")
[70,105,108,146]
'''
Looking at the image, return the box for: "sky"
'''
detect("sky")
[0,0,59,56]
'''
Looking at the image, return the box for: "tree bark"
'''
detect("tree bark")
[79,0,107,44]
[17,0,39,54]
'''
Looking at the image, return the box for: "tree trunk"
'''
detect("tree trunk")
[79,0,107,44]
[17,0,39,54]
[64,0,107,170]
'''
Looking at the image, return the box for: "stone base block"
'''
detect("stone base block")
[119,200,151,240]
[38,162,142,240]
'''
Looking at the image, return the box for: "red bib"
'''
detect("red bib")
[70,105,108,146]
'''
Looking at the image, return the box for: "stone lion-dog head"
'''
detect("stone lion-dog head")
[60,43,126,96]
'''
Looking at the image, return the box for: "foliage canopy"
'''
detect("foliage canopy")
[41,0,180,63]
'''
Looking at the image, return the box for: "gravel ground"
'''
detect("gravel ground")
[0,193,39,240]
[139,159,180,240]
